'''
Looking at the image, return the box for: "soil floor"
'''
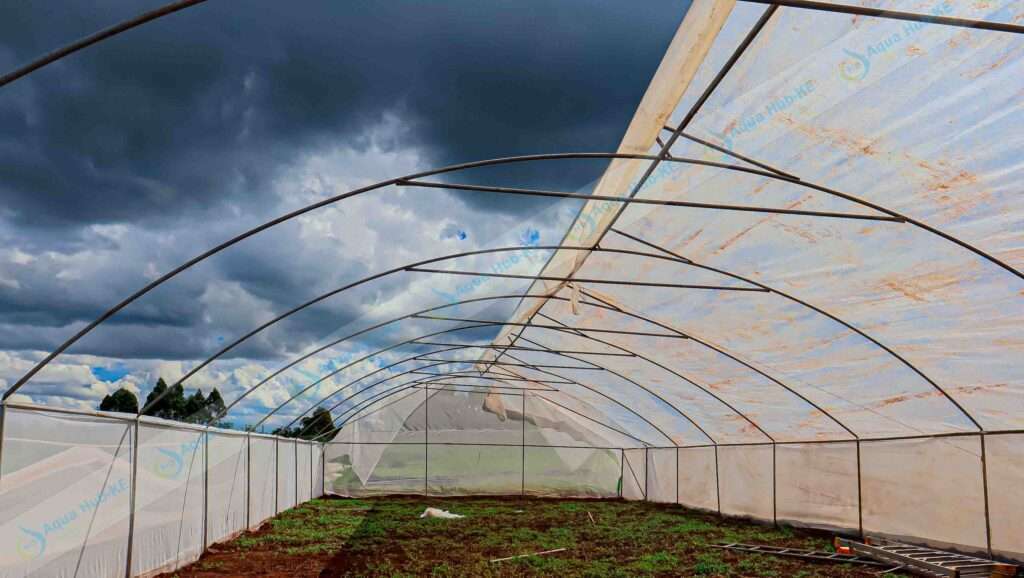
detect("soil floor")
[161,495,907,577]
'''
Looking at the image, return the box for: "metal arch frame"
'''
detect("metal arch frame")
[534,300,857,440]
[494,346,771,448]
[324,375,652,449]
[5,151,843,401]
[0,0,210,88]
[312,369,676,447]
[508,334,775,444]
[407,342,636,357]
[253,276,798,448]
[217,322,500,425]
[5,0,1021,90]
[325,371,675,448]
[475,1,1019,430]
[224,292,657,429]
[5,0,1015,447]
[273,356,566,433]
[740,0,1024,35]
[422,299,855,439]
[213,293,580,423]
[256,297,761,449]
[474,4,786,397]
[300,351,683,444]
[407,370,573,385]
[11,148,1020,407]
[139,244,694,416]
[608,226,984,431]
[351,377,654,449]
[253,347,488,429]
[480,354,721,446]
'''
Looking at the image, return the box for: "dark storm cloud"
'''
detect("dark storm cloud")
[0,0,689,367]
[0,0,686,228]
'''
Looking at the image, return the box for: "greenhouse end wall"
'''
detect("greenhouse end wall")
[0,403,325,578]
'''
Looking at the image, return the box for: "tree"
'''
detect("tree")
[206,388,227,422]
[273,408,336,440]
[99,388,139,413]
[299,407,335,440]
[142,378,186,420]
[183,389,207,422]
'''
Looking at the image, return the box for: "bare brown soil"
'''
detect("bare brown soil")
[163,495,906,577]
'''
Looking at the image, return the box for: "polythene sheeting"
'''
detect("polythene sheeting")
[207,432,248,545]
[646,448,676,504]
[276,440,297,513]
[986,434,1024,560]
[0,407,132,578]
[716,445,774,522]
[131,420,205,576]
[621,448,647,501]
[297,442,312,504]
[312,444,325,498]
[676,446,718,511]
[774,442,859,532]
[860,436,988,553]
[248,435,277,530]
[0,405,325,578]
[462,0,1024,559]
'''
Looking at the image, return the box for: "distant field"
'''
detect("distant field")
[164,496,905,577]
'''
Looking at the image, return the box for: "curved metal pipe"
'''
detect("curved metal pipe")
[12,143,1016,403]
[319,373,651,448]
[4,152,754,400]
[215,322,502,423]
[537,304,858,440]
[147,246,688,416]
[0,0,209,88]
[266,346,562,432]
[220,293,621,426]
[318,368,677,446]
[284,325,720,446]
[609,227,983,431]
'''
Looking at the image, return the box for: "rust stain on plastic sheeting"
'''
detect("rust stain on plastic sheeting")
[888,271,963,302]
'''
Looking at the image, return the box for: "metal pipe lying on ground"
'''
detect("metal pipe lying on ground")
[490,548,568,563]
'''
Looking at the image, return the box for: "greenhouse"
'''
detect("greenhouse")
[1,0,1022,576]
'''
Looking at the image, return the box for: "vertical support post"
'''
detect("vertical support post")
[771,442,777,527]
[293,439,298,507]
[125,418,140,578]
[713,444,721,514]
[980,433,993,558]
[274,437,279,515]
[205,430,214,543]
[675,446,680,505]
[619,448,624,498]
[644,447,649,501]
[321,442,327,497]
[856,439,863,539]
[0,401,7,488]
[423,386,429,496]
[521,392,526,497]
[245,433,251,531]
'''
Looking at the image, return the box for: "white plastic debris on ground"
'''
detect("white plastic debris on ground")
[419,507,464,519]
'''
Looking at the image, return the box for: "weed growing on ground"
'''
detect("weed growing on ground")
[162,497,905,578]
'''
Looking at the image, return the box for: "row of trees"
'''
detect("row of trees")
[99,378,337,440]
[99,377,226,425]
